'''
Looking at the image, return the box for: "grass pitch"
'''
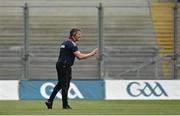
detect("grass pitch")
[0,100,180,115]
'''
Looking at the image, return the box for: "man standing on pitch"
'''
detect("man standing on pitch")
[45,28,98,109]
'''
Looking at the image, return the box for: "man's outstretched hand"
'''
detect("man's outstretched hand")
[91,48,98,56]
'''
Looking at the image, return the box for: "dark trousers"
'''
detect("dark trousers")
[49,62,72,107]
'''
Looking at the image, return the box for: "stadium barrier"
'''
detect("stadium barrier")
[0,80,19,100]
[0,80,180,100]
[105,80,180,100]
[19,80,104,100]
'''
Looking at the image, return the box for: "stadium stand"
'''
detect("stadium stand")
[103,4,158,79]
[0,0,179,80]
[0,7,23,80]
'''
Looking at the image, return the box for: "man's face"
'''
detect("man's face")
[74,31,81,41]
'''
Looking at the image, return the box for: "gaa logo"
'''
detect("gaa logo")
[40,82,84,99]
[127,82,168,97]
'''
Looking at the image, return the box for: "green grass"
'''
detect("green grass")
[0,100,180,115]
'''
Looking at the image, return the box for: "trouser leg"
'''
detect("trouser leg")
[62,81,69,106]
[49,81,62,102]
[62,67,72,106]
[48,63,62,102]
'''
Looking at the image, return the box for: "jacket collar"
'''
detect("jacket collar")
[69,37,76,42]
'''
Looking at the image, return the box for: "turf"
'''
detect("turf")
[0,100,180,115]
